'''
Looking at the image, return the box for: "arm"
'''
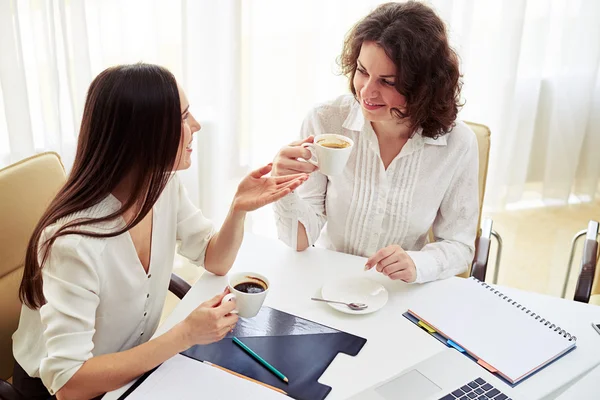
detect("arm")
[56,324,189,400]
[203,206,246,276]
[57,293,236,400]
[273,109,328,251]
[40,237,237,399]
[273,174,328,251]
[407,133,480,283]
[177,168,307,275]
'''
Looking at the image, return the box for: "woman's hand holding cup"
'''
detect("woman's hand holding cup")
[178,290,238,348]
[272,136,319,177]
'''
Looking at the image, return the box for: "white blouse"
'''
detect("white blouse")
[12,174,215,395]
[273,95,479,283]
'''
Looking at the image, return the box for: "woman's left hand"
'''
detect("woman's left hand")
[233,163,308,212]
[364,245,417,283]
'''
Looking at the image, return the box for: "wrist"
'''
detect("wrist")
[171,321,193,351]
[230,201,248,218]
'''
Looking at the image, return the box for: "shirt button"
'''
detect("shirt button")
[144,312,147,317]
[148,274,152,279]
[147,293,150,298]
[140,332,144,336]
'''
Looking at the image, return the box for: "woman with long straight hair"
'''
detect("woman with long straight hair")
[12,63,307,400]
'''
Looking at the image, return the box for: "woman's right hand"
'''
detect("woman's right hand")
[272,136,319,177]
[179,290,238,347]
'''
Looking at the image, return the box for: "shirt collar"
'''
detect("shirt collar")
[342,98,365,132]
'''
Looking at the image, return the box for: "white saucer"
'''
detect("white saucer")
[321,277,388,315]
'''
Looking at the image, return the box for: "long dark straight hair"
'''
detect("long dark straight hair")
[20,63,182,309]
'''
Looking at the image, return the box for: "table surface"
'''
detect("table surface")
[554,363,600,399]
[104,234,600,400]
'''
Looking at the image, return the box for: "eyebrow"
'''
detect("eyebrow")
[181,105,190,115]
[357,60,396,79]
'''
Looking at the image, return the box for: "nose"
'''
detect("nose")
[361,77,379,100]
[189,113,201,134]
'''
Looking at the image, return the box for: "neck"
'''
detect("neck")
[371,119,413,141]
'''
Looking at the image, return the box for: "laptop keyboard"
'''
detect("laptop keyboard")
[438,377,511,400]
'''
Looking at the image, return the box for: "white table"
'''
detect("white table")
[555,363,600,399]
[105,234,600,400]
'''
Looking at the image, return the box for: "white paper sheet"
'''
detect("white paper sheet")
[125,354,288,399]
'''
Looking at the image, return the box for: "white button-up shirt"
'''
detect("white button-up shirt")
[12,174,215,395]
[273,95,479,283]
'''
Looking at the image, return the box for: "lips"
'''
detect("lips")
[362,99,385,111]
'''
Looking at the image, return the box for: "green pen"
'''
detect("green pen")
[232,336,289,383]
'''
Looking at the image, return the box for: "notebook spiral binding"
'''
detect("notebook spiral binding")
[472,278,577,342]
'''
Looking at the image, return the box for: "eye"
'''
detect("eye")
[357,67,368,76]
[182,113,189,120]
[382,79,395,87]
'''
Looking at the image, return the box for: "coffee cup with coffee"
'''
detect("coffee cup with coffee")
[302,134,354,176]
[221,272,269,318]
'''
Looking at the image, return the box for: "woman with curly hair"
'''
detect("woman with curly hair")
[272,1,479,284]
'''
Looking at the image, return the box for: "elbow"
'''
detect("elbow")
[211,269,228,277]
[204,261,231,276]
[296,244,309,252]
[55,384,78,400]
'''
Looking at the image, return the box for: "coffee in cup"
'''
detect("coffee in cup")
[222,272,270,318]
[316,138,351,149]
[302,134,354,176]
[233,277,267,294]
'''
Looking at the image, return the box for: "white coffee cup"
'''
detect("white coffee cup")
[222,272,269,318]
[302,134,354,176]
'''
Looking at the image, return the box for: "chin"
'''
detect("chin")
[360,108,388,123]
[175,159,192,171]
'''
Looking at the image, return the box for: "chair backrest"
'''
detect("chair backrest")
[574,221,600,305]
[0,152,66,380]
[456,121,491,278]
[465,121,491,229]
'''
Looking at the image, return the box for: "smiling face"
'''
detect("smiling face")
[173,85,201,171]
[352,41,407,125]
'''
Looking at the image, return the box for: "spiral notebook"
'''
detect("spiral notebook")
[407,277,577,385]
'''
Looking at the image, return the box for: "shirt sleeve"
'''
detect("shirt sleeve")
[175,174,216,266]
[38,235,100,395]
[273,108,328,248]
[407,132,480,283]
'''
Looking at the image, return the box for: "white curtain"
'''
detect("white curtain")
[0,0,241,224]
[241,0,600,220]
[2,0,600,233]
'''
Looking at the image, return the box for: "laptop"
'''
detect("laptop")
[348,349,518,400]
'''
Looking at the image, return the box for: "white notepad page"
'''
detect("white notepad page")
[408,277,576,384]
[125,354,288,400]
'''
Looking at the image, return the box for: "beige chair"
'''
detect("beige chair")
[0,152,66,399]
[0,152,191,399]
[569,221,600,305]
[461,121,502,282]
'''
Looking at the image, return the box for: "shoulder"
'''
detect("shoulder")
[40,227,104,283]
[42,225,106,262]
[443,120,478,155]
[40,198,122,263]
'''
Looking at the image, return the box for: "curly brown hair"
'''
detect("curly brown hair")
[339,1,462,139]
